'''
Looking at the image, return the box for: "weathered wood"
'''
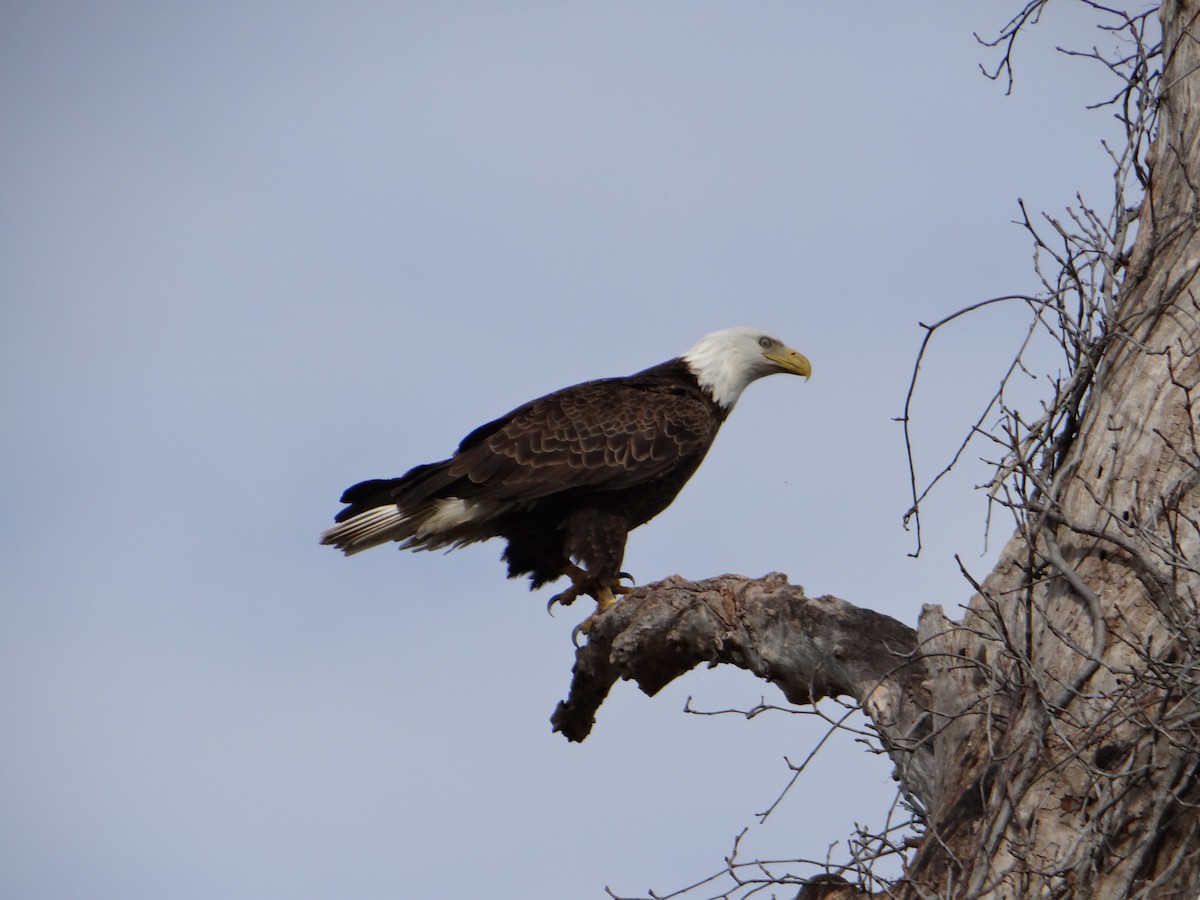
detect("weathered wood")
[552,573,937,807]
[906,2,1200,895]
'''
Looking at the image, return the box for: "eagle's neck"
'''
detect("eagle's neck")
[681,344,758,411]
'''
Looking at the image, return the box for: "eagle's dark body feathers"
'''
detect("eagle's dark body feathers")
[322,327,810,613]
[329,360,725,591]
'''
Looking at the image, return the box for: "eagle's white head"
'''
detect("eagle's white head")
[682,326,811,409]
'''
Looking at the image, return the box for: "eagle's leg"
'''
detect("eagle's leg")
[549,563,632,615]
[546,562,594,613]
[570,581,637,646]
[594,583,621,614]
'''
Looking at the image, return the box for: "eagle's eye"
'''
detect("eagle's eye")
[758,336,773,349]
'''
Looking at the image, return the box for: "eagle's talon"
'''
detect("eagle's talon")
[570,586,624,646]
[547,583,583,614]
[571,618,590,647]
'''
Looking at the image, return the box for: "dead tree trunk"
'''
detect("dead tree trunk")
[554,3,1200,897]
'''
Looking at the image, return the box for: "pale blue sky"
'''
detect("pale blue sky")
[1,2,1136,897]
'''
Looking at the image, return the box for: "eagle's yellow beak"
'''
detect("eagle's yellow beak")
[765,347,812,380]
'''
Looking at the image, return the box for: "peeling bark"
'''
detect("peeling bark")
[896,3,1200,895]
[552,573,935,806]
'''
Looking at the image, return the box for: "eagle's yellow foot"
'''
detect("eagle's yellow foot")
[547,562,592,614]
[571,584,624,646]
[546,582,584,614]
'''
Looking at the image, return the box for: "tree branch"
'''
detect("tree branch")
[551,573,937,808]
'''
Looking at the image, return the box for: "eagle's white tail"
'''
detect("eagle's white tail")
[320,506,411,555]
[320,498,498,555]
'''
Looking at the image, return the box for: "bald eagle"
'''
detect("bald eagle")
[321,326,810,632]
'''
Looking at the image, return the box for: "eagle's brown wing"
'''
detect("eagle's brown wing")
[424,375,719,505]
